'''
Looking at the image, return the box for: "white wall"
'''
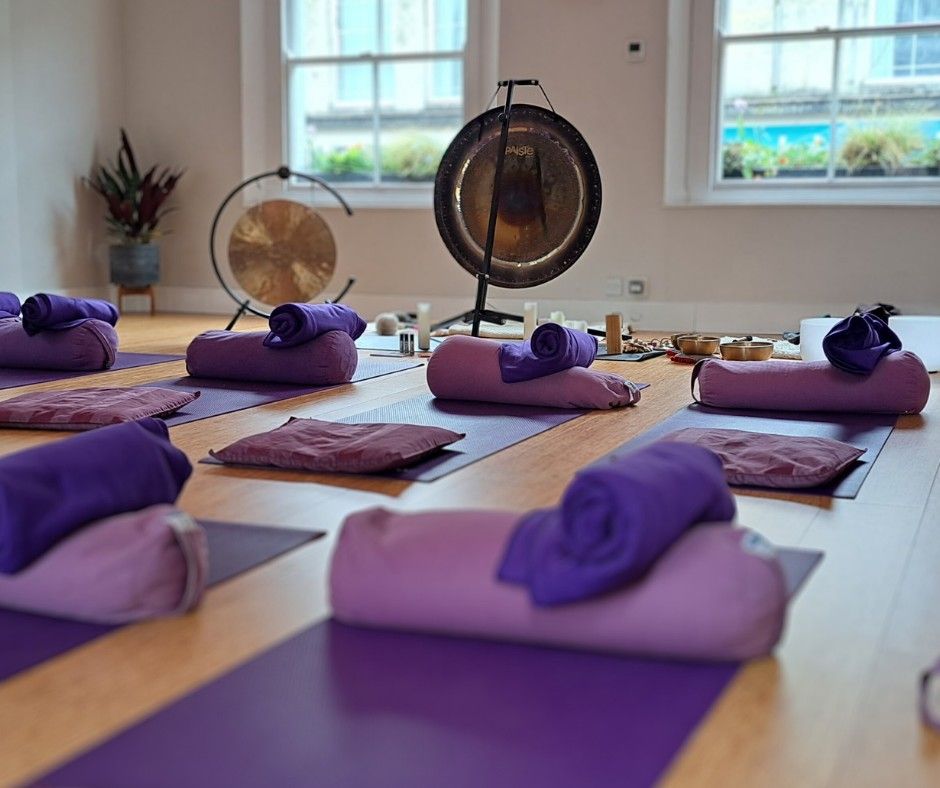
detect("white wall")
[0,0,124,295]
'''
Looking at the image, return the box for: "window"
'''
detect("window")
[666,0,940,204]
[283,0,474,192]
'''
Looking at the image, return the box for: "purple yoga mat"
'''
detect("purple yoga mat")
[0,353,183,390]
[597,350,667,362]
[146,358,421,427]
[0,521,322,682]
[33,547,821,788]
[597,404,896,499]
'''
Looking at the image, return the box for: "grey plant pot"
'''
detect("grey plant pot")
[109,243,160,287]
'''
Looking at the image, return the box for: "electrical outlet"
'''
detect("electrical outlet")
[604,276,623,297]
[627,278,648,298]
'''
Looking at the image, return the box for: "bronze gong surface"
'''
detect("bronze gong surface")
[434,103,601,288]
[228,199,336,305]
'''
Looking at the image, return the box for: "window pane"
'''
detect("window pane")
[720,40,834,179]
[381,0,466,54]
[836,34,940,177]
[289,64,376,182]
[721,0,838,34]
[286,0,378,58]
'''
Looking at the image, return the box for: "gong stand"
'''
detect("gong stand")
[209,166,355,330]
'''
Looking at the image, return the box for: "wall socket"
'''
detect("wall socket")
[627,277,648,298]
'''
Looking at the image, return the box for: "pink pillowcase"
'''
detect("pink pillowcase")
[0,387,199,430]
[694,351,930,414]
[661,428,865,489]
[186,329,358,385]
[330,507,789,662]
[427,335,640,409]
[0,317,118,370]
[0,504,207,624]
[210,417,465,473]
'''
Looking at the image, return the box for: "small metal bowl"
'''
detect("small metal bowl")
[676,335,720,355]
[670,332,694,348]
[719,341,774,361]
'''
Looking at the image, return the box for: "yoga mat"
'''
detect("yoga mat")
[145,358,421,427]
[34,547,821,788]
[0,521,322,682]
[0,353,183,390]
[597,350,667,362]
[597,404,896,499]
[355,334,442,351]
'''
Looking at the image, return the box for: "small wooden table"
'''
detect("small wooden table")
[116,284,155,315]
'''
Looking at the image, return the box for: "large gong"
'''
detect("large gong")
[434,103,602,289]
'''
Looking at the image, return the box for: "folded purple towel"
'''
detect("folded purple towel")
[823,312,901,375]
[499,323,597,382]
[0,292,20,319]
[498,442,736,606]
[263,303,366,348]
[0,418,191,573]
[21,293,119,335]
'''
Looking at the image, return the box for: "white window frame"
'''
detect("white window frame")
[665,0,940,206]
[240,0,499,210]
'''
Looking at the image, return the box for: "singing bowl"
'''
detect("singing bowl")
[434,104,602,289]
[719,341,774,361]
[676,335,720,355]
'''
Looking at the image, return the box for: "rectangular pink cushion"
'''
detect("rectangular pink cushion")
[694,351,930,414]
[0,317,118,370]
[186,329,358,385]
[661,428,865,489]
[210,417,465,473]
[0,504,207,624]
[0,387,199,430]
[330,507,789,662]
[427,335,641,409]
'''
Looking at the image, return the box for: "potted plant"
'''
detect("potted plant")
[86,129,184,287]
[311,144,373,182]
[381,134,444,182]
[837,125,921,176]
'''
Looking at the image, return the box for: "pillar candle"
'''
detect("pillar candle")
[523,302,538,339]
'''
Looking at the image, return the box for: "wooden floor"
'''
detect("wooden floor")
[1,314,939,787]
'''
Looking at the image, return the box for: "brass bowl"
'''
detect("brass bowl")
[676,335,720,355]
[719,341,774,361]
[670,331,694,348]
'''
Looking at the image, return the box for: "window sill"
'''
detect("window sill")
[666,180,940,207]
[288,182,435,210]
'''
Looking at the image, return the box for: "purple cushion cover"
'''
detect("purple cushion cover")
[0,418,192,573]
[823,312,901,375]
[662,428,866,489]
[693,351,930,414]
[0,504,207,624]
[498,443,736,606]
[499,323,597,383]
[330,507,789,662]
[186,329,358,385]
[210,417,465,474]
[0,387,200,431]
[21,293,119,335]
[264,303,366,348]
[427,335,640,409]
[0,292,20,319]
[0,318,118,370]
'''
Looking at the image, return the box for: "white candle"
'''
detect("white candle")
[523,302,538,338]
[417,302,431,350]
[549,310,565,325]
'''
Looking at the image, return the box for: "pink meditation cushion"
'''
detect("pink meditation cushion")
[186,329,358,385]
[0,387,199,431]
[0,317,118,370]
[330,507,789,662]
[426,335,640,409]
[693,351,930,414]
[0,504,207,624]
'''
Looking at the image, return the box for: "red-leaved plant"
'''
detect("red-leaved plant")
[86,129,184,244]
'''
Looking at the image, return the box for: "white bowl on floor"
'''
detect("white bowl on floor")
[799,317,843,362]
[889,316,940,372]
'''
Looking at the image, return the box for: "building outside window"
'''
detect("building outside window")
[283,0,468,187]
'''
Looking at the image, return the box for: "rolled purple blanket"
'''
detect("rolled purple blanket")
[0,505,207,623]
[330,507,788,662]
[21,293,119,335]
[823,312,901,375]
[0,418,192,573]
[186,329,358,385]
[0,318,117,370]
[498,442,736,606]
[499,323,597,382]
[263,303,366,348]
[0,292,20,319]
